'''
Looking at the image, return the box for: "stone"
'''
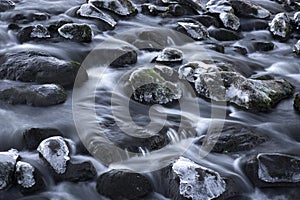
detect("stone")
[90,0,137,16]
[253,41,275,51]
[229,0,270,19]
[168,4,185,16]
[0,51,88,87]
[110,47,137,67]
[294,93,300,111]
[293,40,300,55]
[0,0,15,12]
[269,13,291,41]
[96,169,152,199]
[15,161,35,189]
[155,47,183,64]
[58,23,93,43]
[141,4,168,16]
[240,19,269,31]
[195,15,221,28]
[0,149,19,190]
[219,12,240,30]
[293,11,300,30]
[206,0,234,14]
[0,81,67,106]
[177,21,209,41]
[208,27,242,41]
[77,4,117,28]
[37,136,70,174]
[129,66,182,104]
[18,25,51,43]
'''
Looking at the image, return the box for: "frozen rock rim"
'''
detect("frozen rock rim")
[72,27,227,173]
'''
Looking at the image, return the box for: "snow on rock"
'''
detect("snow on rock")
[89,0,137,16]
[0,149,19,190]
[155,48,183,63]
[219,12,240,30]
[269,13,291,41]
[15,161,36,188]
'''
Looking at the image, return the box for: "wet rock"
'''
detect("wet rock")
[208,27,242,41]
[110,47,137,67]
[206,0,234,14]
[155,47,183,64]
[18,25,51,43]
[293,40,300,55]
[233,46,247,55]
[195,15,221,28]
[244,153,300,187]
[0,149,19,190]
[0,51,88,87]
[253,41,275,51]
[0,0,15,12]
[23,128,63,150]
[196,124,267,153]
[141,3,168,16]
[129,66,182,104]
[293,93,300,111]
[77,4,117,28]
[240,19,269,31]
[229,0,270,19]
[15,161,35,189]
[162,157,226,200]
[37,136,70,174]
[219,12,240,30]
[58,23,93,43]
[168,4,185,16]
[90,0,137,16]
[269,13,291,41]
[293,11,300,30]
[0,82,67,106]
[177,21,209,41]
[96,169,152,199]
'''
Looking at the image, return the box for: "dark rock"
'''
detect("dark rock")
[168,4,185,16]
[0,82,67,106]
[195,15,221,28]
[0,51,88,87]
[90,0,137,16]
[208,27,242,41]
[195,124,267,153]
[47,19,73,36]
[0,0,15,12]
[32,13,49,21]
[240,19,268,31]
[253,41,275,51]
[293,11,300,30]
[229,0,270,19]
[177,20,209,41]
[17,25,51,43]
[219,12,240,30]
[155,47,183,64]
[96,169,152,199]
[244,153,300,187]
[58,23,93,43]
[233,46,247,55]
[141,4,168,16]
[110,47,137,67]
[8,23,20,30]
[206,43,225,53]
[269,13,291,41]
[77,4,117,28]
[0,149,19,190]
[23,128,63,150]
[294,93,300,111]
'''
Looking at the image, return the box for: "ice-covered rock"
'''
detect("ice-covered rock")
[177,21,209,41]
[89,0,137,16]
[293,40,300,55]
[77,4,117,28]
[294,92,300,111]
[206,0,234,14]
[229,0,270,19]
[58,23,93,43]
[37,136,70,174]
[15,161,36,188]
[129,66,182,104]
[293,11,300,30]
[155,47,183,64]
[0,0,15,12]
[219,12,240,30]
[18,25,51,43]
[141,3,168,16]
[269,13,291,41]
[0,149,19,190]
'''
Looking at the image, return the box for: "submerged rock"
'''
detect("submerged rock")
[293,40,300,55]
[90,0,137,16]
[269,13,291,41]
[96,169,152,199]
[219,12,240,30]
[58,23,93,43]
[0,51,88,87]
[0,82,67,106]
[229,0,270,19]
[18,25,51,43]
[155,47,183,64]
[0,0,15,12]
[162,157,226,200]
[15,161,35,189]
[294,93,300,111]
[110,47,137,67]
[77,4,117,28]
[0,149,19,190]
[177,21,209,41]
[253,41,275,51]
[37,136,70,174]
[208,27,241,41]
[129,66,182,104]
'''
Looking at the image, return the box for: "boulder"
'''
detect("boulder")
[229,0,270,19]
[269,13,291,41]
[58,23,93,43]
[0,149,19,190]
[208,27,242,41]
[206,0,234,14]
[96,169,152,199]
[141,4,168,16]
[0,51,88,87]
[0,81,67,106]
[253,41,275,51]
[0,0,15,12]
[89,0,137,16]
[293,92,300,111]
[177,21,209,41]
[219,12,240,31]
[293,11,300,30]
[155,47,183,64]
[110,47,137,67]
[15,161,35,189]
[195,15,221,28]
[18,25,51,43]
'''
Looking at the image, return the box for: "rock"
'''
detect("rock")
[0,51,88,87]
[110,47,137,67]
[96,169,152,199]
[0,81,67,106]
[208,27,242,41]
[219,12,240,30]
[168,4,185,16]
[233,46,247,55]
[195,123,267,153]
[90,0,137,16]
[129,66,182,104]
[161,157,226,200]
[269,13,291,41]
[18,25,51,43]
[195,15,221,28]
[0,0,15,12]
[244,153,300,187]
[155,47,183,64]
[293,11,300,30]
[162,0,206,14]
[58,23,93,43]
[77,4,117,28]
[0,149,19,190]
[37,136,70,174]
[177,21,209,41]
[294,93,300,111]
[15,161,35,189]
[23,128,63,150]
[293,40,300,55]
[253,41,275,51]
[229,0,270,19]
[141,4,168,16]
[240,19,269,31]
[206,0,234,14]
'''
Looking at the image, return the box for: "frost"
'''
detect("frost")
[156,48,183,63]
[37,136,70,174]
[0,149,19,190]
[226,85,250,105]
[293,40,300,55]
[30,25,50,39]
[172,157,226,200]
[89,0,137,16]
[269,13,291,38]
[16,161,36,188]
[219,12,240,30]
[177,21,209,41]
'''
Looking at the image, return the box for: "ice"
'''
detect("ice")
[269,13,290,38]
[0,149,19,190]
[30,25,50,39]
[16,161,36,188]
[37,136,70,174]
[172,157,226,200]
[156,48,183,62]
[219,12,240,30]
[89,0,137,16]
